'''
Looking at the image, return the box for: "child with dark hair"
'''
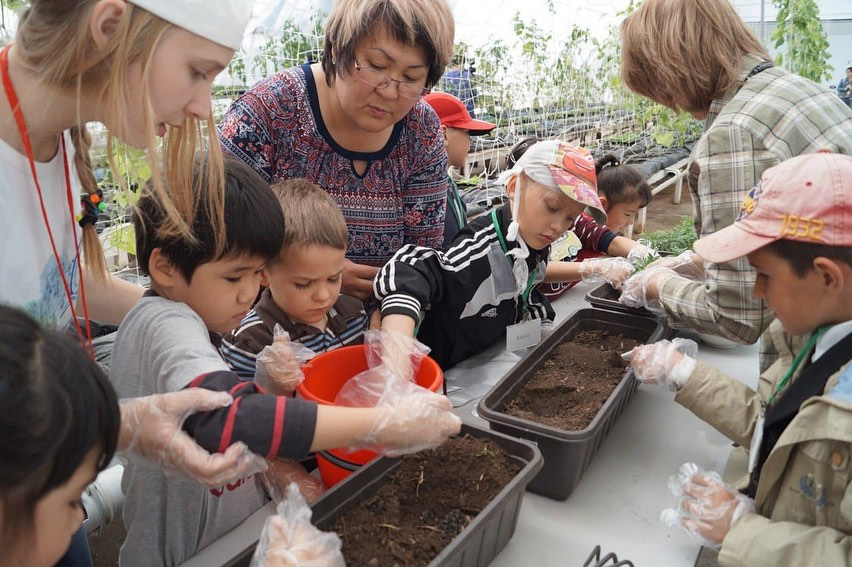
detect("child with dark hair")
[540,152,654,299]
[624,152,852,565]
[223,178,368,381]
[110,154,459,566]
[0,305,121,567]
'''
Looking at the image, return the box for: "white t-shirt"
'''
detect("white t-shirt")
[0,131,82,330]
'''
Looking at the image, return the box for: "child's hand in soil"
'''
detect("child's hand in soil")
[660,463,755,548]
[622,338,697,391]
[619,266,675,311]
[252,484,344,567]
[363,388,462,456]
[579,257,635,289]
[256,325,315,396]
[262,459,325,504]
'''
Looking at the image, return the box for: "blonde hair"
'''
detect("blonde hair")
[15,1,226,278]
[321,0,455,88]
[270,179,349,254]
[620,0,771,113]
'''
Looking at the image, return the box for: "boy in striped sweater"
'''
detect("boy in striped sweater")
[223,178,368,382]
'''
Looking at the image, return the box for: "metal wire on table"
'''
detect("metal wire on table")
[582,545,635,567]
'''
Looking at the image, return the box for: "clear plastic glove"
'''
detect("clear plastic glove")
[119,390,269,488]
[363,329,430,382]
[661,463,755,548]
[626,240,660,266]
[646,251,704,280]
[360,377,461,456]
[622,338,698,391]
[256,325,316,396]
[250,484,344,567]
[619,266,676,312]
[335,365,460,456]
[578,257,636,289]
[262,459,326,504]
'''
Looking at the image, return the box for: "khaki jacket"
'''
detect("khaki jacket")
[675,320,852,566]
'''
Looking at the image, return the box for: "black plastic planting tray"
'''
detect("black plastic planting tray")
[310,423,542,567]
[477,308,665,500]
[584,282,656,317]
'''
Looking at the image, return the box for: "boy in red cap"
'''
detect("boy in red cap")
[423,91,496,246]
[624,152,852,565]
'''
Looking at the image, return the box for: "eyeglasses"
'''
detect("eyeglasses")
[353,59,430,100]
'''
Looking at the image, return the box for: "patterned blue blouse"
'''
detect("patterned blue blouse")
[218,64,449,267]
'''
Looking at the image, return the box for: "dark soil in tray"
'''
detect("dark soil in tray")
[333,434,522,566]
[503,330,641,430]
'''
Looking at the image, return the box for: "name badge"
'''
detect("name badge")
[506,318,542,352]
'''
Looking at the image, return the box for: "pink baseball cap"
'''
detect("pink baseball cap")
[694,151,852,263]
[423,92,496,135]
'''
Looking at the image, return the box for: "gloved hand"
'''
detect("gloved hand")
[262,459,326,504]
[359,382,461,456]
[622,338,698,391]
[256,325,315,396]
[250,484,344,567]
[364,329,430,382]
[578,257,636,289]
[619,266,676,312]
[119,389,268,488]
[626,240,659,266]
[645,251,704,280]
[661,463,755,548]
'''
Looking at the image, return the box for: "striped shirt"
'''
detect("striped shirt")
[658,55,852,368]
[222,288,368,381]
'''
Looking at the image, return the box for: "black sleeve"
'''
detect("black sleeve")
[181,370,317,460]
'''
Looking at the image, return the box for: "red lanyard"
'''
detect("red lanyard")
[0,46,94,358]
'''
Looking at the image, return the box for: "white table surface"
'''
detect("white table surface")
[448,281,759,566]
[182,280,760,567]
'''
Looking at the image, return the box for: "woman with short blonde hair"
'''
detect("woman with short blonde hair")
[619,0,852,376]
[219,0,455,300]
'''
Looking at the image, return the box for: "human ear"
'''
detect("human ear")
[440,125,449,149]
[259,267,271,288]
[89,0,128,50]
[506,174,517,200]
[147,248,181,289]
[813,257,845,294]
[598,195,610,210]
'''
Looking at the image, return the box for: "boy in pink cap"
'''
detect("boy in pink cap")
[375,140,607,369]
[423,91,496,246]
[623,152,852,565]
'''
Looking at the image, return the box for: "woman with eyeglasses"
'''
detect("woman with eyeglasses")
[219,0,455,301]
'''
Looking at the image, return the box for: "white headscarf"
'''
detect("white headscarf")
[129,0,254,50]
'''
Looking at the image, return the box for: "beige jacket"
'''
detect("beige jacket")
[675,320,852,566]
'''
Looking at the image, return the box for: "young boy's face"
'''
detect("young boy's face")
[163,253,266,334]
[264,244,346,328]
[508,174,585,250]
[748,247,826,336]
[444,127,471,169]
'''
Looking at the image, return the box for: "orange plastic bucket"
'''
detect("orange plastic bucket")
[297,345,444,487]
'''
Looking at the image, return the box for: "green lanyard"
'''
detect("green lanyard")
[489,209,538,309]
[448,177,466,229]
[767,325,832,406]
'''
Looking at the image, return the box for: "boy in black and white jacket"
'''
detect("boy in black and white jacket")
[375,141,608,369]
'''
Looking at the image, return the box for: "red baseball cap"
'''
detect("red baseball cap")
[423,92,496,135]
[694,151,852,263]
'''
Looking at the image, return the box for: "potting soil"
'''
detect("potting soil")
[332,435,521,566]
[503,330,640,430]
